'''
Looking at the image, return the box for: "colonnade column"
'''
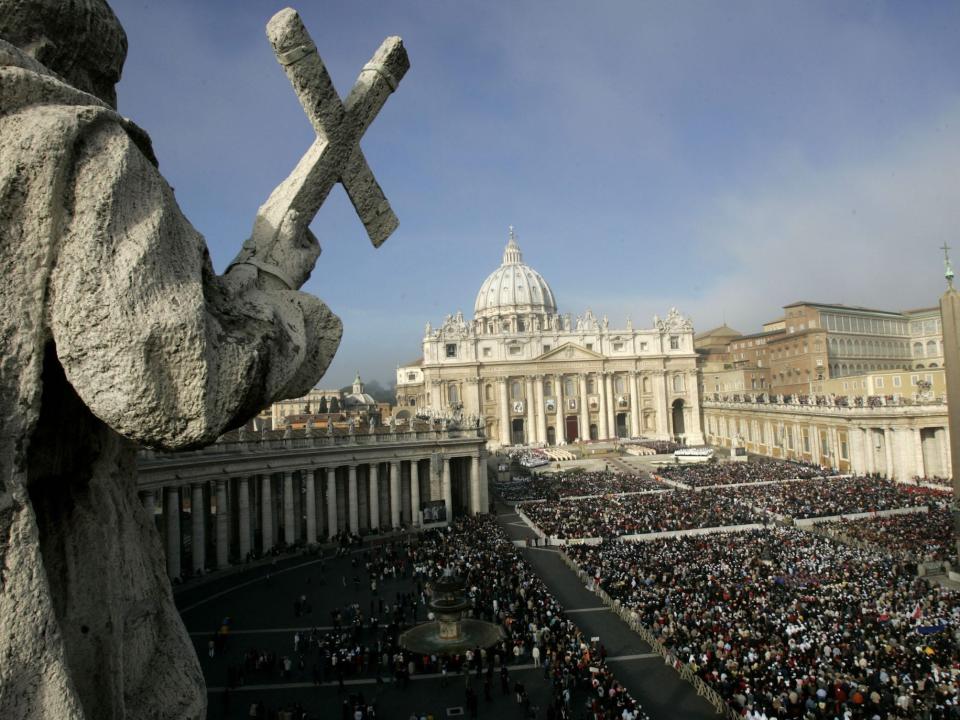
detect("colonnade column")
[442,457,452,521]
[686,369,704,444]
[348,464,359,534]
[629,373,641,437]
[937,427,950,479]
[192,483,205,573]
[238,477,251,560]
[140,490,156,520]
[864,429,875,475]
[368,463,380,531]
[525,377,537,444]
[598,373,609,440]
[884,427,896,480]
[283,471,295,546]
[498,379,510,445]
[305,469,317,544]
[578,373,589,440]
[215,479,229,570]
[261,474,274,552]
[470,454,481,515]
[534,375,547,444]
[165,486,181,580]
[914,428,925,479]
[326,468,337,538]
[390,461,401,528]
[604,372,615,438]
[410,460,421,526]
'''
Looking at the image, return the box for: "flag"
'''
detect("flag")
[916,624,948,637]
[911,603,923,621]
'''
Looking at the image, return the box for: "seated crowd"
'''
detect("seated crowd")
[717,477,942,520]
[567,528,960,720]
[818,499,954,564]
[494,470,664,502]
[518,490,757,539]
[657,459,834,488]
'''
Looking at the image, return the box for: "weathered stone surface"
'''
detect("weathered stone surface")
[0,2,407,717]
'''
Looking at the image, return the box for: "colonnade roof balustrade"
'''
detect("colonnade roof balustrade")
[135,421,486,491]
[703,394,946,419]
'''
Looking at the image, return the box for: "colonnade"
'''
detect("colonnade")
[140,454,486,580]
[705,405,951,481]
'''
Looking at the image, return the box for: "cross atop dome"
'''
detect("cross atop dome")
[503,225,523,265]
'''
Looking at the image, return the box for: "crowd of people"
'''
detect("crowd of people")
[506,448,551,468]
[716,477,939,520]
[217,516,648,719]
[819,500,955,564]
[494,470,665,502]
[656,459,833,488]
[567,528,960,720]
[518,490,757,539]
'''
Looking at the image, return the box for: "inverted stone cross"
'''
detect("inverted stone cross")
[254,8,409,253]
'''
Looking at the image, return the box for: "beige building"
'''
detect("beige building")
[397,230,703,447]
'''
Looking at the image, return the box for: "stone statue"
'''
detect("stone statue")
[0,4,407,719]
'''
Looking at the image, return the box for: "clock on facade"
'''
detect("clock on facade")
[545,399,556,412]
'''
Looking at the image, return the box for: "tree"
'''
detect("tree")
[329,396,340,413]
[318,396,328,414]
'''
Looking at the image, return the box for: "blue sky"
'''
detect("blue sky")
[113,1,960,389]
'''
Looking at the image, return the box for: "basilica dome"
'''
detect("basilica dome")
[474,229,557,321]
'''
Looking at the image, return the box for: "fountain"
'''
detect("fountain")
[399,573,505,654]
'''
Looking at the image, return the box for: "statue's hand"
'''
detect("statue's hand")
[226,213,321,292]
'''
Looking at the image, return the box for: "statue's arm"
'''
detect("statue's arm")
[49,119,340,449]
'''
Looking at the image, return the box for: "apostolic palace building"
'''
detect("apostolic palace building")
[396,229,704,448]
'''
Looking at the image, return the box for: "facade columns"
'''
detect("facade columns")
[260,474,274,553]
[165,486,181,580]
[498,379,510,446]
[238,477,251,560]
[654,370,668,439]
[368,463,380,531]
[605,372,616,438]
[442,456,452,521]
[390,461,401,528]
[191,483,205,573]
[598,373,609,440]
[305,469,317,544]
[326,467,337,538]
[578,373,589,441]
[864,429,875,475]
[686,369,704,444]
[555,374,565,442]
[215,479,229,570]
[470,454,482,515]
[629,373,641,437]
[410,460,421,526]
[283,471,295,546]
[348,464,359,534]
[534,376,547,444]
[525,377,537,444]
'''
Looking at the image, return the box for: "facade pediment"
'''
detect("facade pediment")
[538,342,605,361]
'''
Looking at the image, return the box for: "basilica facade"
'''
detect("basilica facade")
[396,230,704,448]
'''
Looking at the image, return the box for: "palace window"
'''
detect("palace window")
[485,384,493,401]
[445,343,457,358]
[613,342,624,351]
[509,346,521,356]
[587,377,595,393]
[669,336,679,350]
[482,347,492,357]
[447,385,459,404]
[672,374,685,392]
[543,380,553,396]
[614,376,625,394]
[564,378,576,396]
[510,381,522,399]
[543,344,551,353]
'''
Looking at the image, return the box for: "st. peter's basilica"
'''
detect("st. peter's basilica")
[396,229,704,447]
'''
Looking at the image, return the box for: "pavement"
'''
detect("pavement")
[176,505,722,720]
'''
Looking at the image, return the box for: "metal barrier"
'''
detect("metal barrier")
[558,550,736,718]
